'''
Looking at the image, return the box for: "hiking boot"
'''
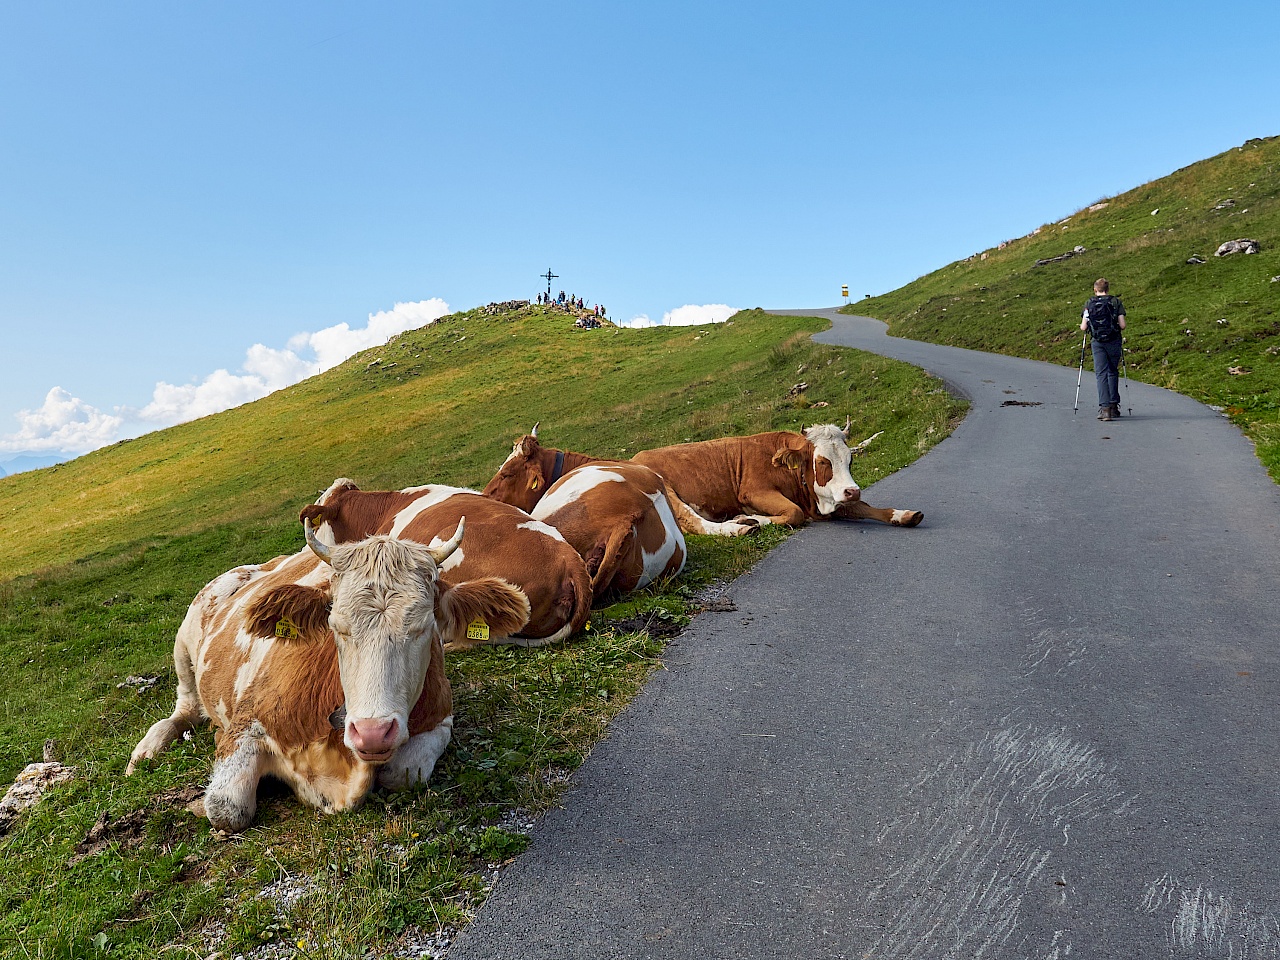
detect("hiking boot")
[1098,406,1113,421]
[1110,404,1122,419]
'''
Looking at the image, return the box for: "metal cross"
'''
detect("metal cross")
[541,268,558,299]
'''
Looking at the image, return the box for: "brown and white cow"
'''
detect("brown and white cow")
[484,428,755,539]
[300,479,591,646]
[631,423,923,528]
[126,524,530,832]
[483,433,686,600]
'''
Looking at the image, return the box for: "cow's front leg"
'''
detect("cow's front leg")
[834,501,924,526]
[659,481,756,536]
[204,723,268,833]
[376,717,454,791]
[736,491,808,528]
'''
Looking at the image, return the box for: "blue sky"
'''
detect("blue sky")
[2,1,1277,462]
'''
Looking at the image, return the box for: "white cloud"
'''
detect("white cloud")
[134,298,451,427]
[291,298,451,372]
[618,304,737,329]
[0,387,124,454]
[2,297,451,453]
[661,303,737,326]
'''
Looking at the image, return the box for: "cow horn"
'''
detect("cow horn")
[530,422,540,438]
[843,415,851,438]
[429,517,465,565]
[304,517,333,564]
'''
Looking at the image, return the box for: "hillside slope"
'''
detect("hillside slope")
[848,135,1280,478]
[0,306,948,580]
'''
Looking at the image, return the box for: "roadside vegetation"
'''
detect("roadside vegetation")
[846,134,1280,479]
[0,306,963,958]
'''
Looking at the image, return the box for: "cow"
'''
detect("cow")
[631,422,924,529]
[299,479,591,646]
[483,433,686,600]
[126,522,531,832]
[484,427,755,539]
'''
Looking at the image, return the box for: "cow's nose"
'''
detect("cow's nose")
[842,487,862,503]
[349,718,399,758]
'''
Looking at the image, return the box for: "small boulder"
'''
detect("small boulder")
[0,761,75,834]
[1215,239,1260,257]
[1186,256,1206,264]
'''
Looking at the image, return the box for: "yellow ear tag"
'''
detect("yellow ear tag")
[275,617,300,639]
[530,476,540,490]
[466,619,490,642]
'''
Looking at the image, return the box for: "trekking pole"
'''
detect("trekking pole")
[1072,331,1088,414]
[1120,336,1132,416]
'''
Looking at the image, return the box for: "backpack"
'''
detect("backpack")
[1086,296,1121,342]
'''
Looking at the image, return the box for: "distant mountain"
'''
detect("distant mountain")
[0,452,71,477]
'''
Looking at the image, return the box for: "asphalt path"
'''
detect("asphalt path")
[450,310,1280,959]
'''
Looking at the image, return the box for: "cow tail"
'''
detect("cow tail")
[565,560,593,635]
[590,520,640,601]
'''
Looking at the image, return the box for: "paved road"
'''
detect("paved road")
[450,310,1280,959]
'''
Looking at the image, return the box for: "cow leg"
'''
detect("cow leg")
[659,480,756,537]
[836,501,924,526]
[376,716,454,791]
[127,611,206,774]
[734,491,808,528]
[204,723,268,833]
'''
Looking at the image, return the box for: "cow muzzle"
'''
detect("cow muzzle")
[347,717,401,763]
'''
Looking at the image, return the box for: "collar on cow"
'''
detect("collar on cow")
[549,449,566,486]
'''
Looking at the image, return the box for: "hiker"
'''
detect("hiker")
[1080,278,1127,420]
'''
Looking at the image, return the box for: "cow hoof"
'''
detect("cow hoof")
[897,511,924,527]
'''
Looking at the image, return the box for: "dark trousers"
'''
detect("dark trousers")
[1092,339,1123,406]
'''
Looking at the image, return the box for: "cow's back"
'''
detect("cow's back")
[634,435,800,520]
[533,464,685,595]
[399,493,591,640]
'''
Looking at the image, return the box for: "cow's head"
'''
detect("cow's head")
[482,430,548,513]
[799,422,862,515]
[289,519,527,763]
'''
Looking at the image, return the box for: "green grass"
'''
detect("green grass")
[0,306,962,958]
[845,134,1280,479]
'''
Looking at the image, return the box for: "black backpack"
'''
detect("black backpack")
[1086,296,1121,342]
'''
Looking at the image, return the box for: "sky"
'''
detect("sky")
[2,1,1278,465]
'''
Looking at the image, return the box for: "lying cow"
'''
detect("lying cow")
[127,522,530,832]
[483,432,686,600]
[300,479,591,646]
[485,426,755,539]
[631,422,923,528]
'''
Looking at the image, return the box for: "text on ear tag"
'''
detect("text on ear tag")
[275,617,300,639]
[466,619,490,642]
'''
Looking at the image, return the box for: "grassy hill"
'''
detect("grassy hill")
[846,134,1280,479]
[0,306,962,958]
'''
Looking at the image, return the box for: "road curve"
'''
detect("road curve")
[450,310,1280,959]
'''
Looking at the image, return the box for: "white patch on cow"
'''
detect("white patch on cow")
[517,519,567,542]
[804,424,861,516]
[388,485,478,538]
[891,509,911,524]
[531,466,626,519]
[638,490,686,587]
[232,628,276,701]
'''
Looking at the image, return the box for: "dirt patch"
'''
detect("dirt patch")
[610,611,686,640]
[70,808,150,863]
[1000,400,1042,407]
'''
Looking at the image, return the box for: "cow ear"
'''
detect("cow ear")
[519,436,538,457]
[299,503,332,526]
[772,448,805,470]
[243,583,333,643]
[437,578,531,645]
